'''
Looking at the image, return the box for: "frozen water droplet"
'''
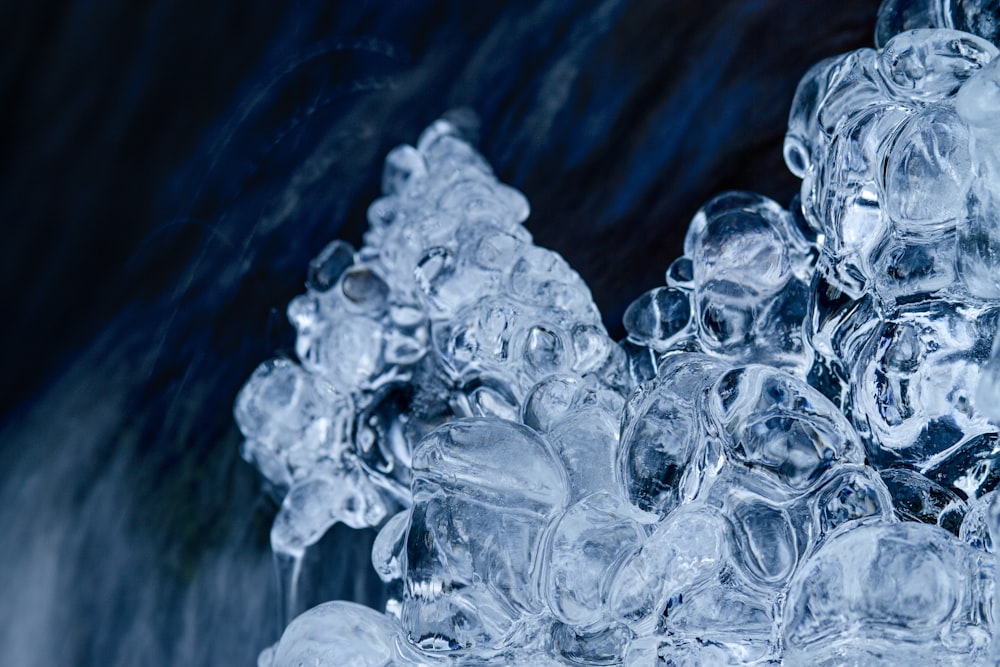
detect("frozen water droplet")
[622,287,691,351]
[307,240,355,292]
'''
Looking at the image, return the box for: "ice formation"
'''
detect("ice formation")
[235,1,1000,664]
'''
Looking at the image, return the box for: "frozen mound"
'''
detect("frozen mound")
[233,114,625,621]
[236,2,1000,664]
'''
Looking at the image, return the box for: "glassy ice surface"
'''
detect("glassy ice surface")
[235,2,1000,663]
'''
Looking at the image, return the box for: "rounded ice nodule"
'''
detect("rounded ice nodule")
[849,299,999,484]
[398,418,570,653]
[710,364,865,491]
[265,601,399,667]
[783,521,996,665]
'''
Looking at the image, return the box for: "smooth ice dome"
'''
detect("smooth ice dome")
[235,2,1000,664]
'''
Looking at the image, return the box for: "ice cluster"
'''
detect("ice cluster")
[235,3,1000,665]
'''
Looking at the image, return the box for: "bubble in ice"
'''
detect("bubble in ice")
[235,3,1000,663]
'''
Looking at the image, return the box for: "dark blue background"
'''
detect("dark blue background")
[0,2,876,664]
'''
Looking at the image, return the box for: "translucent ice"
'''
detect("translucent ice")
[234,114,623,622]
[399,418,569,652]
[848,300,999,492]
[541,493,645,631]
[876,0,1000,48]
[238,2,1000,663]
[264,601,398,667]
[784,521,995,665]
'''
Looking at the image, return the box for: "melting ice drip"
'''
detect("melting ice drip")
[235,2,1000,665]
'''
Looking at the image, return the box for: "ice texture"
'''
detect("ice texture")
[234,114,621,623]
[236,2,1000,663]
[784,521,996,665]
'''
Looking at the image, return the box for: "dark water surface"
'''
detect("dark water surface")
[0,2,877,665]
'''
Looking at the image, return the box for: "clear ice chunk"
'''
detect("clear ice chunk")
[710,364,865,491]
[784,521,996,665]
[616,354,727,516]
[234,358,353,492]
[879,29,997,101]
[540,493,646,631]
[263,601,399,667]
[848,300,998,477]
[957,57,1000,299]
[235,6,1000,662]
[686,192,815,373]
[399,418,569,653]
[622,286,691,352]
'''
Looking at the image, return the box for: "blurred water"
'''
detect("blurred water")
[0,1,876,665]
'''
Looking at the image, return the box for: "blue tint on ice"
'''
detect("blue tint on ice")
[239,4,1000,662]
